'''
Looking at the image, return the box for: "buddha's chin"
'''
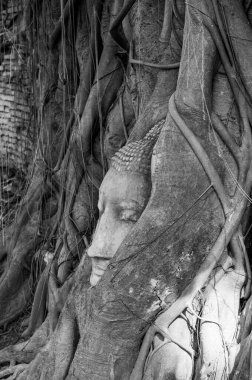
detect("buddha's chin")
[90,270,104,286]
[90,258,110,286]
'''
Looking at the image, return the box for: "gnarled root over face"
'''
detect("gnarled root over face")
[143,314,195,380]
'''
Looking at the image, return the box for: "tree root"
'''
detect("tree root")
[109,0,137,52]
[129,58,180,70]
[238,293,252,341]
[48,261,74,332]
[21,243,75,339]
[0,318,49,378]
[143,314,195,380]
[76,0,125,162]
[210,112,240,167]
[129,36,180,70]
[130,92,252,379]
[0,345,36,367]
[212,0,234,66]
[49,0,80,50]
[21,265,50,339]
[159,0,173,43]
[0,364,28,379]
[203,11,252,109]
[119,89,129,141]
[195,259,245,378]
[230,332,252,379]
[172,0,184,26]
[53,0,104,173]
[231,229,252,299]
[0,177,59,327]
[63,159,86,265]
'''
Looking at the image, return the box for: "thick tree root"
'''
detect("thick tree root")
[239,294,252,341]
[49,0,80,50]
[130,92,252,379]
[48,262,74,332]
[0,364,28,379]
[21,265,49,338]
[231,333,252,379]
[143,314,196,380]
[0,346,36,367]
[109,0,137,52]
[0,318,49,368]
[195,262,245,378]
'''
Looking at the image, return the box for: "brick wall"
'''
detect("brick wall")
[0,0,35,226]
[0,0,34,173]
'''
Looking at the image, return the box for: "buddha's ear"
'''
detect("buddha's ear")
[151,153,156,178]
[150,149,162,197]
[151,151,160,179]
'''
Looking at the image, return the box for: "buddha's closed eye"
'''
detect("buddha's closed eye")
[119,209,139,223]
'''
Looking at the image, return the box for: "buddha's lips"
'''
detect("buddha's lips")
[90,259,111,285]
[91,266,106,276]
[91,259,110,273]
[90,269,105,286]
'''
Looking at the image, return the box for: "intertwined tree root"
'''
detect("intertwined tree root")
[131,1,252,376]
[1,0,252,379]
[0,364,28,380]
[130,90,252,379]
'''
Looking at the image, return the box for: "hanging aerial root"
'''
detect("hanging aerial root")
[109,0,137,52]
[234,230,252,299]
[159,0,173,43]
[53,0,104,172]
[210,115,251,298]
[231,332,252,380]
[239,293,252,341]
[21,264,50,339]
[53,113,75,173]
[211,112,241,167]
[211,0,234,66]
[119,89,129,141]
[49,0,80,50]
[64,158,86,263]
[130,93,252,380]
[170,94,230,214]
[203,15,252,109]
[172,0,184,27]
[21,239,67,339]
[230,230,248,296]
[129,58,180,70]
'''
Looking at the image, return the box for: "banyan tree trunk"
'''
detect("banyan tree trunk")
[1,0,252,379]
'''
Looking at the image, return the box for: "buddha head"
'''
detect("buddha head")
[87,120,164,286]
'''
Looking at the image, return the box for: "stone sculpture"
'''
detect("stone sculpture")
[87,119,165,285]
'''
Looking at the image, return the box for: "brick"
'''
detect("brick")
[16,104,30,113]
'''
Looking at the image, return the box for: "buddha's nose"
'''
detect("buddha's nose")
[87,243,99,258]
[87,228,109,258]
[87,211,115,259]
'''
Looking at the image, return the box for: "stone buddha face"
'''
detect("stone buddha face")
[87,167,151,286]
[87,120,164,286]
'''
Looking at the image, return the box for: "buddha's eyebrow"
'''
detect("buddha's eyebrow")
[98,190,106,202]
[119,200,144,210]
